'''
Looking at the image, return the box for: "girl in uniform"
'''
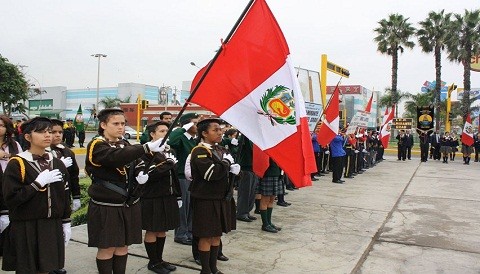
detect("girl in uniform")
[189,118,239,274]
[2,117,71,273]
[141,121,181,274]
[440,132,452,163]
[85,108,165,274]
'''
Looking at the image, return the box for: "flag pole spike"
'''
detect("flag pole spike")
[156,0,256,148]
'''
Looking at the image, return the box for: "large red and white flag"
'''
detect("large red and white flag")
[190,0,316,187]
[380,105,394,148]
[364,93,373,113]
[316,86,340,147]
[461,113,474,146]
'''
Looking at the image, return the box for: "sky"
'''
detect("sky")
[1,0,479,99]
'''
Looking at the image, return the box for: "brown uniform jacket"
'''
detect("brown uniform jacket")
[141,151,181,199]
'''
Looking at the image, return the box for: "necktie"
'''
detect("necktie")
[32,153,51,171]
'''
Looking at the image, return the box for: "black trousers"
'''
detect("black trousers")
[475,147,480,162]
[406,146,412,159]
[433,145,441,160]
[331,156,344,182]
[420,143,429,161]
[77,131,86,146]
[398,145,406,160]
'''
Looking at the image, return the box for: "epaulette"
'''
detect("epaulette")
[9,156,25,183]
[88,138,104,167]
[190,144,213,159]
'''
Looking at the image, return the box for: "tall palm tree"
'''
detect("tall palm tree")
[404,91,435,118]
[445,9,480,122]
[374,13,416,117]
[417,10,452,130]
[378,88,410,116]
[99,97,122,108]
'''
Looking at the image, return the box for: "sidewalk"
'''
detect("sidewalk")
[3,155,479,273]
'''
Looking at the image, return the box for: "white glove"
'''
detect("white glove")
[147,138,166,153]
[35,169,63,188]
[136,171,149,185]
[354,150,359,154]
[72,199,81,211]
[223,154,234,164]
[164,152,178,164]
[182,122,194,131]
[184,154,192,181]
[325,151,330,155]
[177,200,183,208]
[0,215,10,233]
[362,149,368,153]
[60,156,73,168]
[229,164,241,175]
[63,223,72,247]
[231,138,239,146]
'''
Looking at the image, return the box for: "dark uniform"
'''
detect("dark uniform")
[344,134,356,178]
[85,137,147,248]
[396,133,407,161]
[2,152,71,273]
[49,143,81,202]
[189,143,236,238]
[417,130,431,162]
[474,135,480,162]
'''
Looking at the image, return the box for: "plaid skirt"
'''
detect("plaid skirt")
[462,144,474,154]
[257,176,285,196]
[440,146,452,154]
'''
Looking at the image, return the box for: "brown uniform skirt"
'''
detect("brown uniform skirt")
[192,198,236,238]
[87,201,142,248]
[141,195,180,232]
[7,218,65,273]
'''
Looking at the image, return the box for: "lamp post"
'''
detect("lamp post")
[91,54,107,116]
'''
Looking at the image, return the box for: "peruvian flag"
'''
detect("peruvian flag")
[364,93,373,113]
[461,113,474,146]
[316,86,340,147]
[189,0,316,187]
[380,105,394,148]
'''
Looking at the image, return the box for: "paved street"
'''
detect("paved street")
[48,154,479,273]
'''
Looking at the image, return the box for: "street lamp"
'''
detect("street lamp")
[91,54,107,115]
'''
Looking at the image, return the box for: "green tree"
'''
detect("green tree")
[403,91,435,118]
[445,9,480,122]
[417,10,452,130]
[0,55,29,116]
[99,96,132,108]
[378,88,410,116]
[374,13,416,117]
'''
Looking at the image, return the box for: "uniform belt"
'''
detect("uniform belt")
[90,198,139,207]
[92,178,128,198]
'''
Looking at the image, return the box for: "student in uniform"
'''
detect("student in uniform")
[48,119,82,274]
[2,117,72,273]
[189,118,238,274]
[85,108,165,274]
[141,121,182,274]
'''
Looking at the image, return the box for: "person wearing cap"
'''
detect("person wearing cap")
[140,121,182,274]
[167,112,199,246]
[189,118,238,274]
[2,117,71,273]
[330,128,346,183]
[85,108,166,274]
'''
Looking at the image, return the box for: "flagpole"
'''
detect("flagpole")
[313,78,342,131]
[156,0,256,147]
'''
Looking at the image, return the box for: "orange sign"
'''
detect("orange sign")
[472,54,480,72]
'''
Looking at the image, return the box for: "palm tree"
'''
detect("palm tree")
[99,97,122,108]
[417,10,452,130]
[403,91,435,118]
[378,88,410,116]
[374,13,416,117]
[445,9,480,122]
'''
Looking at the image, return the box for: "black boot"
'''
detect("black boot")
[260,210,277,233]
[112,254,128,274]
[467,156,471,165]
[199,250,211,274]
[156,237,176,271]
[96,258,113,274]
[267,207,281,231]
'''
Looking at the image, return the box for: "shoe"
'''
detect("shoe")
[254,209,261,214]
[217,254,229,261]
[262,225,278,233]
[148,262,170,274]
[286,186,295,191]
[277,201,290,207]
[332,180,343,184]
[344,176,353,179]
[311,177,319,181]
[50,269,67,274]
[271,223,282,231]
[174,238,192,245]
[237,216,253,222]
[194,258,201,265]
[247,215,257,220]
[160,261,176,271]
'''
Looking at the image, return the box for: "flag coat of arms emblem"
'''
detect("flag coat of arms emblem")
[190,0,316,187]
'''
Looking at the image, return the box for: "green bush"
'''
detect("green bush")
[71,178,91,226]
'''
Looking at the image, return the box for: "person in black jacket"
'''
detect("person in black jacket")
[404,129,414,160]
[85,108,165,274]
[430,130,441,160]
[141,121,182,274]
[2,117,71,273]
[396,130,407,161]
[474,133,480,162]
[417,129,431,162]
[189,118,238,274]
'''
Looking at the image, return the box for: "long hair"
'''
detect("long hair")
[0,115,19,154]
[20,117,52,150]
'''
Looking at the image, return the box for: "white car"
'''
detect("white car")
[124,126,141,139]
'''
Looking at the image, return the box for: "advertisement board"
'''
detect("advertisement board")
[305,102,323,132]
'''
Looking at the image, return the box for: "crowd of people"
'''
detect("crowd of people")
[1,109,479,274]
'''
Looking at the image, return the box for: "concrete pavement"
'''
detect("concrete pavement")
[3,154,479,273]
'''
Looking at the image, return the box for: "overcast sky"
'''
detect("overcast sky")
[1,0,479,97]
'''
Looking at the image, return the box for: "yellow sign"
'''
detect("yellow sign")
[326,61,350,78]
[472,54,480,72]
[393,118,413,130]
